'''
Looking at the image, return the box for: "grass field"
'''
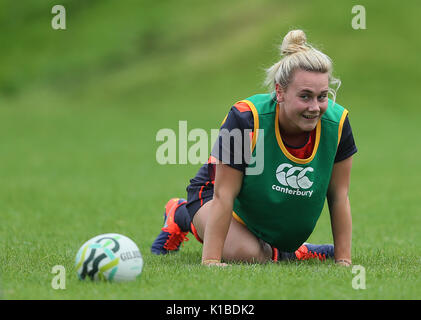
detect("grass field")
[1,0,420,300]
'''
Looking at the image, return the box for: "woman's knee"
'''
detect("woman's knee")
[191,199,213,241]
[192,200,272,263]
[222,222,272,263]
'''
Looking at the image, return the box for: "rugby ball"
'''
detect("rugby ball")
[75,233,143,282]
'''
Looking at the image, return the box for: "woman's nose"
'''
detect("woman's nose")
[308,100,320,112]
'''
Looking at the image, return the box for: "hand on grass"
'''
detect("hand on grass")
[202,259,230,267]
[335,259,352,267]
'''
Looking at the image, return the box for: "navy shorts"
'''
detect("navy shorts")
[185,182,214,221]
[185,181,249,244]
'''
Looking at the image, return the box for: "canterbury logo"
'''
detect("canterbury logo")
[275,163,314,190]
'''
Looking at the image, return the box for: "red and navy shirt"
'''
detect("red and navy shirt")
[187,102,357,188]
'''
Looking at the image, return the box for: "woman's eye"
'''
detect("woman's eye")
[300,95,309,100]
[318,95,327,101]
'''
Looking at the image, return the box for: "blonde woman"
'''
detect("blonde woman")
[151,30,356,267]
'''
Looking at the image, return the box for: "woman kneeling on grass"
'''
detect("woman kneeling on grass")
[151,29,357,267]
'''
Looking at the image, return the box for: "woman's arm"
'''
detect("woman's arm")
[202,163,243,265]
[327,156,353,266]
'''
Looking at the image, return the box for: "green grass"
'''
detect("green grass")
[1,0,421,299]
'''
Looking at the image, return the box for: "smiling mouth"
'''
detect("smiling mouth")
[302,114,319,119]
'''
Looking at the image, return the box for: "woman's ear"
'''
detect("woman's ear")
[275,83,284,103]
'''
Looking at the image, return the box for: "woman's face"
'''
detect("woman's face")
[276,69,329,134]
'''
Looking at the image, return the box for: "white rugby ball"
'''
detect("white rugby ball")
[75,233,143,282]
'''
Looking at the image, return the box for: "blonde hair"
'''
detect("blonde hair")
[264,29,341,102]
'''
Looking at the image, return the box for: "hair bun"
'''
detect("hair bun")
[280,29,308,56]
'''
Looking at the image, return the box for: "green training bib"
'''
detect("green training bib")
[233,93,348,251]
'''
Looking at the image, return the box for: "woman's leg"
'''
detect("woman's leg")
[192,199,272,264]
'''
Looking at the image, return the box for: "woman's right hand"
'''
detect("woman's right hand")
[202,259,230,267]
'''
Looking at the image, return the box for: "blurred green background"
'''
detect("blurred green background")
[1,0,420,299]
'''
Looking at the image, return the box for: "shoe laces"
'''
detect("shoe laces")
[162,223,189,251]
[295,245,326,261]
